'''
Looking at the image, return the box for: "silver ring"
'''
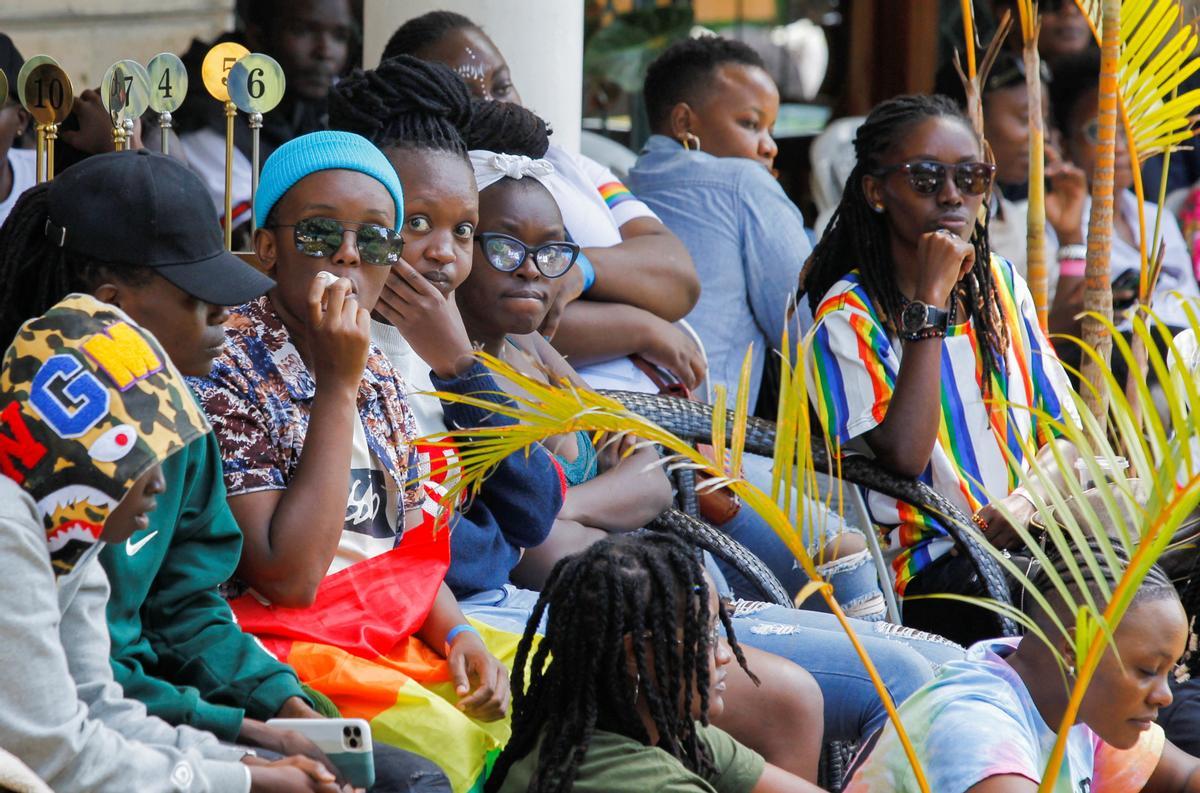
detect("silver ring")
[936,228,956,238]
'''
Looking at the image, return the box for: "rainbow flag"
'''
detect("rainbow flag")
[230,446,528,792]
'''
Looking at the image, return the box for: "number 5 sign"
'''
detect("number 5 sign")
[201,41,250,103]
[228,53,285,115]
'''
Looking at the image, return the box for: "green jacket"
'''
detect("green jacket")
[101,433,307,741]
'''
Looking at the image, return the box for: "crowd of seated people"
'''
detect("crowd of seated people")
[2,3,1200,792]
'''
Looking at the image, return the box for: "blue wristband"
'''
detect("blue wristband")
[444,623,480,655]
[575,251,596,293]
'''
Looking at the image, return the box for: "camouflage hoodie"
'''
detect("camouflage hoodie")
[0,293,208,578]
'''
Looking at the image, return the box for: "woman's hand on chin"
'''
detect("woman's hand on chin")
[375,260,476,378]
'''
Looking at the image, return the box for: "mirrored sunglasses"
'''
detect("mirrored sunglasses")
[272,216,403,265]
[475,232,580,278]
[875,160,996,196]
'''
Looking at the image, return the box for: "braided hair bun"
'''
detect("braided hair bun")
[463,99,551,158]
[328,55,471,156]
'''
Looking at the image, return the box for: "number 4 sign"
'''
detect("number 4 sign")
[147,52,187,114]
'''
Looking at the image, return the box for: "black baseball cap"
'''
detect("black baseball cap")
[45,149,275,306]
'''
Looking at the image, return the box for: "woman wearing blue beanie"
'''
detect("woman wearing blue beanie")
[191,131,510,791]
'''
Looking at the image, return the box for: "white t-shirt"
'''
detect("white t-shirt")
[988,192,1061,303]
[0,148,38,226]
[332,416,402,574]
[542,144,661,394]
[179,128,253,230]
[370,320,445,437]
[1050,190,1200,328]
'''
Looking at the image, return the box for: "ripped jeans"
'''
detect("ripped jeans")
[716,453,887,621]
[461,582,965,745]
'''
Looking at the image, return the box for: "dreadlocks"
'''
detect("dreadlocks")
[800,94,1009,393]
[381,10,475,62]
[463,99,550,158]
[485,533,756,793]
[327,55,471,158]
[0,183,153,348]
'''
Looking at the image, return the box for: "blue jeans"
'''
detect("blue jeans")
[719,453,886,620]
[462,583,963,744]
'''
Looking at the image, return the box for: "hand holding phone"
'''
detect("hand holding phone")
[267,718,375,790]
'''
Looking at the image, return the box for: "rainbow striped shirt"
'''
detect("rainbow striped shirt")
[807,255,1077,592]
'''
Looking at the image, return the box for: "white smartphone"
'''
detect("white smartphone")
[267,717,375,789]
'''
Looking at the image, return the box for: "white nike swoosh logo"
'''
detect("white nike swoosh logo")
[125,530,159,556]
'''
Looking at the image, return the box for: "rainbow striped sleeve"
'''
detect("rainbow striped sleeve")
[994,254,1077,436]
[808,280,896,446]
[597,180,637,210]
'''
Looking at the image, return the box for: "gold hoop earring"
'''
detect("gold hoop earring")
[680,132,701,151]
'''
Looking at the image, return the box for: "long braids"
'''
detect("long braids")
[328,55,471,158]
[0,183,153,349]
[486,533,756,793]
[800,94,1009,393]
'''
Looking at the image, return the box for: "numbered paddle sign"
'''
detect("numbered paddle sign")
[201,41,250,103]
[17,55,74,125]
[146,52,187,113]
[228,53,285,115]
[101,60,151,125]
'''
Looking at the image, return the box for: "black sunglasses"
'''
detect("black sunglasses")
[875,160,996,197]
[271,216,404,265]
[475,232,580,278]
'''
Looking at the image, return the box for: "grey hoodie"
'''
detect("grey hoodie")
[0,296,250,792]
[0,480,251,792]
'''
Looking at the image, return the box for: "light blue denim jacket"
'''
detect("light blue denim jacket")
[628,134,811,406]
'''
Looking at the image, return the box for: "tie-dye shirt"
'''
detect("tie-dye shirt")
[806,254,1076,592]
[844,638,1165,793]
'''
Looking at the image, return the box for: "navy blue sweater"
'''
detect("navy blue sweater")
[430,363,562,597]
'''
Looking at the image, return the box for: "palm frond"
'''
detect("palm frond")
[423,344,933,792]
[944,302,1200,791]
[1073,0,1200,295]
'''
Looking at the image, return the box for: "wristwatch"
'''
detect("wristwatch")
[899,300,950,340]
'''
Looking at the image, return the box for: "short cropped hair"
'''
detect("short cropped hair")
[643,35,766,132]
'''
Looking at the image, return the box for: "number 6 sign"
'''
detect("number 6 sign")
[228,53,285,115]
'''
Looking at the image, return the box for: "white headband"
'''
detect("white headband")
[469,150,556,192]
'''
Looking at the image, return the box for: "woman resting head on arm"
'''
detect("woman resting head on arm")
[845,540,1199,793]
[453,150,674,588]
[486,532,822,793]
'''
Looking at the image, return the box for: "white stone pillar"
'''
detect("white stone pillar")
[362,0,583,152]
